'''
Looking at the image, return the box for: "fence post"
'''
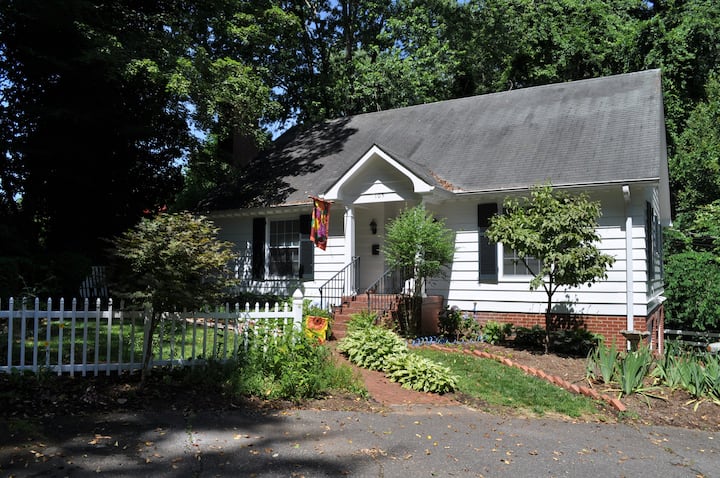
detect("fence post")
[292,289,304,332]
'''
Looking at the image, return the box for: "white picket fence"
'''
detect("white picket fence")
[0,290,304,376]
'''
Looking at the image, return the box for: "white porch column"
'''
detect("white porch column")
[344,205,356,263]
[344,205,356,296]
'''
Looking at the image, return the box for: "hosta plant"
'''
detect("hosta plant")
[337,326,408,370]
[385,353,458,394]
[346,310,378,333]
[338,324,457,394]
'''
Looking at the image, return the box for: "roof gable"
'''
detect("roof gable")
[323,144,436,203]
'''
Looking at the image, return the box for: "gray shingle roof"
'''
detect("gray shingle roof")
[258,69,665,206]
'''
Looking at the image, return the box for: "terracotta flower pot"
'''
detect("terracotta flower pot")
[421,296,444,336]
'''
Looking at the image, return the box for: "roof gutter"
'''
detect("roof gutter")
[451,178,661,196]
[207,202,312,219]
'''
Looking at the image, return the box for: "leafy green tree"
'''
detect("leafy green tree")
[664,201,720,330]
[0,0,191,258]
[458,0,646,94]
[326,0,462,115]
[110,212,239,380]
[664,251,720,331]
[487,185,615,353]
[383,205,455,334]
[640,0,720,138]
[669,72,720,215]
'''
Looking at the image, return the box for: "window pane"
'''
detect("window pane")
[268,219,311,278]
[269,247,299,276]
[270,220,299,247]
[503,249,541,276]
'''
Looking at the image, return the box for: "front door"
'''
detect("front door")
[356,202,407,290]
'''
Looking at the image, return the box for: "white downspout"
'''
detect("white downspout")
[622,185,634,348]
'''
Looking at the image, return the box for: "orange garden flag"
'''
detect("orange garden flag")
[310,196,331,250]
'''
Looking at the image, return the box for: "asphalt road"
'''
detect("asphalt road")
[1,404,717,477]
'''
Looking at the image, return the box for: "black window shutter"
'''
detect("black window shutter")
[477,203,497,228]
[252,217,266,280]
[478,203,498,282]
[299,214,311,235]
[646,202,654,279]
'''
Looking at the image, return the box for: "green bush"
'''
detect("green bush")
[439,306,481,341]
[551,329,601,356]
[513,325,545,348]
[513,326,600,356]
[664,251,720,330]
[234,329,363,401]
[482,321,512,344]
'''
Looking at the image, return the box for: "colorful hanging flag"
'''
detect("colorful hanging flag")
[310,196,331,250]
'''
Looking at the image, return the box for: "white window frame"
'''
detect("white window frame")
[267,218,314,280]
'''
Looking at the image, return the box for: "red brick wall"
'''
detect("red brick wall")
[644,303,665,354]
[471,305,665,351]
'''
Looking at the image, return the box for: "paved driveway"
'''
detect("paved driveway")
[1,404,717,477]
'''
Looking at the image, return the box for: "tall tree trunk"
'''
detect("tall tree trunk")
[141,311,158,384]
[544,294,552,354]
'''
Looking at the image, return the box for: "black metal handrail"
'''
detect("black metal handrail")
[365,266,413,318]
[319,256,360,311]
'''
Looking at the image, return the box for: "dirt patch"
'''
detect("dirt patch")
[429,343,720,431]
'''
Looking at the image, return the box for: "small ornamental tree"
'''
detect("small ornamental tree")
[486,184,615,353]
[110,211,239,381]
[383,205,455,334]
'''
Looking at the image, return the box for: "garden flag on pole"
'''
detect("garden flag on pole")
[310,196,331,250]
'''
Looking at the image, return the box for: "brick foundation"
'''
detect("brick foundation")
[471,305,665,352]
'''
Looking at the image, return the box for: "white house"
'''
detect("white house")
[209,69,670,347]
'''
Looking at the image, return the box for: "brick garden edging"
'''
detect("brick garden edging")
[425,344,627,412]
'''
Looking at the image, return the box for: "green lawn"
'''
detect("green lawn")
[1,316,288,368]
[412,347,600,419]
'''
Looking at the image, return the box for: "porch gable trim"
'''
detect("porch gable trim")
[323,144,435,201]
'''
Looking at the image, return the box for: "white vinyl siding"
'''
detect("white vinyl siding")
[427,188,657,317]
